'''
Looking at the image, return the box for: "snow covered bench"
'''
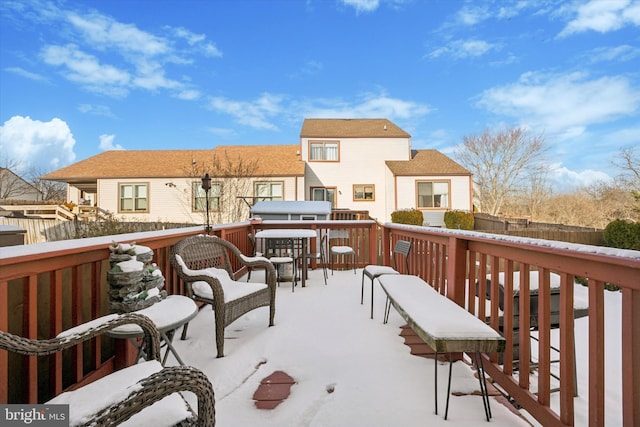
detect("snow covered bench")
[379,274,505,421]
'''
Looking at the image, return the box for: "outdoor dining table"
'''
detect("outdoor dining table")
[107,294,198,366]
[255,229,318,287]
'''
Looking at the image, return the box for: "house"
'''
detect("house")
[42,119,472,226]
[299,119,472,226]
[0,168,42,201]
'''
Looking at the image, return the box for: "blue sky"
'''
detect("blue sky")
[1,0,639,191]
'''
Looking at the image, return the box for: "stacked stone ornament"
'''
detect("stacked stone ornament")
[107,241,167,313]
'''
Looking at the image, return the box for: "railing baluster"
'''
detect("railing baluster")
[588,279,605,427]
[537,267,551,407]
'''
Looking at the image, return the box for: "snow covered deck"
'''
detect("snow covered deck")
[167,268,532,426]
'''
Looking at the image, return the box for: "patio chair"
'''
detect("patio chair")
[329,229,356,275]
[171,234,277,357]
[305,231,328,286]
[362,239,412,319]
[246,233,264,282]
[0,313,216,426]
[265,238,298,292]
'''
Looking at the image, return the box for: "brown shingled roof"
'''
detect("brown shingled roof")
[42,145,304,181]
[386,150,471,176]
[300,118,410,138]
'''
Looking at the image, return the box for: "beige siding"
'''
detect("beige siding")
[394,175,471,211]
[302,136,410,221]
[92,176,300,223]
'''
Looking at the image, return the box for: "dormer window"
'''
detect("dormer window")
[309,141,339,161]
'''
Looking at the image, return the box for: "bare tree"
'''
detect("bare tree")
[612,147,640,215]
[0,156,31,200]
[454,127,547,215]
[28,167,66,201]
[502,169,552,220]
[613,147,640,187]
[209,152,259,223]
[539,182,638,228]
[169,152,260,225]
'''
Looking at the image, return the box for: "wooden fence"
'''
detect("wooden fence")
[474,213,604,246]
[0,218,195,245]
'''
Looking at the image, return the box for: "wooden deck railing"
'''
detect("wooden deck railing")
[382,223,639,427]
[0,204,76,221]
[1,219,638,427]
[0,220,376,405]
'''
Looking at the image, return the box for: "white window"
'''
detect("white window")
[417,181,449,208]
[193,182,221,212]
[119,183,148,212]
[255,182,283,201]
[311,187,336,208]
[309,141,339,161]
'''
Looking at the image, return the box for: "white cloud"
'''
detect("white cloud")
[549,163,614,191]
[454,1,539,26]
[171,27,222,58]
[476,71,640,133]
[586,44,640,63]
[206,127,237,138]
[41,44,131,96]
[289,60,324,79]
[456,5,491,25]
[4,67,48,82]
[340,0,380,13]
[172,27,206,45]
[78,104,115,117]
[428,39,499,60]
[7,2,220,99]
[176,89,201,101]
[0,116,76,173]
[207,91,431,131]
[98,134,124,151]
[132,64,181,91]
[559,0,640,36]
[302,91,432,122]
[201,42,223,58]
[605,126,640,146]
[208,94,284,130]
[67,12,169,56]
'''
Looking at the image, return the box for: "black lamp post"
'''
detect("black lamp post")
[201,173,212,233]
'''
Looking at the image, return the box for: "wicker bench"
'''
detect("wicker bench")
[379,274,505,421]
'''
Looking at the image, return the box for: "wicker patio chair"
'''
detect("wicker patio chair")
[0,313,216,426]
[171,235,277,358]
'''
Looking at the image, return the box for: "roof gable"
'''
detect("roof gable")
[300,118,410,139]
[42,145,305,181]
[386,150,471,176]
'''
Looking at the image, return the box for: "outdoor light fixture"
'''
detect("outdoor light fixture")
[201,173,212,233]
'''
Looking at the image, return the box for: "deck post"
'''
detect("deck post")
[446,235,467,307]
[622,288,640,427]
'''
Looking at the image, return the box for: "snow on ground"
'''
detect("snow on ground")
[169,268,532,427]
[166,267,621,427]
